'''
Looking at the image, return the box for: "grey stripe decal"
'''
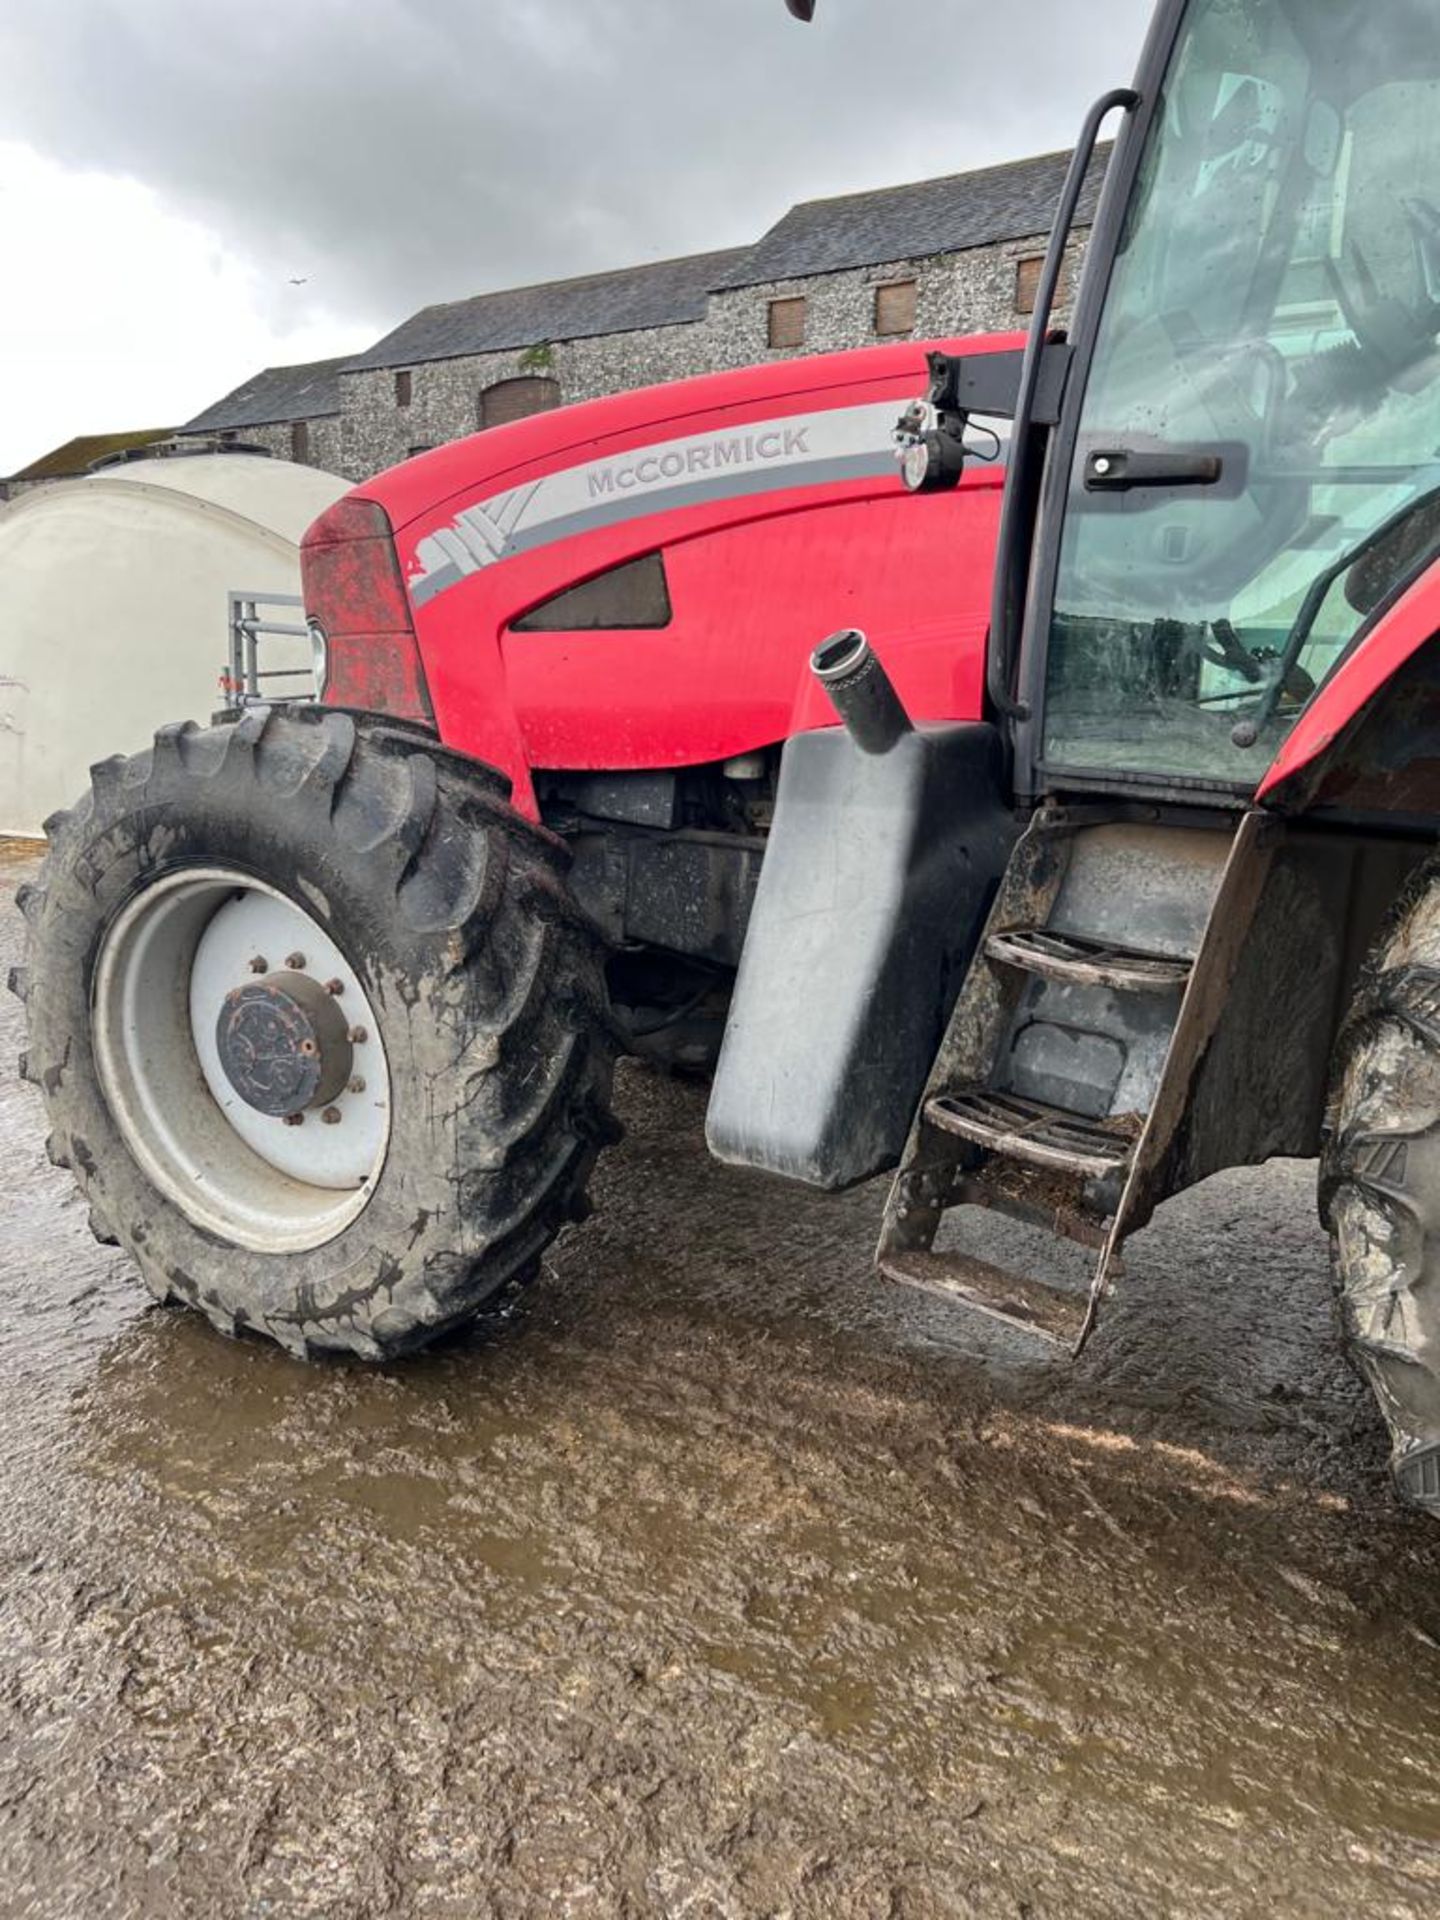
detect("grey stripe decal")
[411,450,891,605]
[413,558,466,601]
[406,401,1008,609]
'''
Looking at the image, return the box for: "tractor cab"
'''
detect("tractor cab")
[1027,0,1440,802]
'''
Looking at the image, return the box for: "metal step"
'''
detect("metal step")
[956,1168,1111,1249]
[925,1088,1139,1179]
[985,926,1191,993]
[880,1248,1090,1347]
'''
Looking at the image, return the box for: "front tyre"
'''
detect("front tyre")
[1325,859,1440,1515]
[12,708,617,1360]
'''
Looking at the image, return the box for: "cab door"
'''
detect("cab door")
[1022,0,1440,796]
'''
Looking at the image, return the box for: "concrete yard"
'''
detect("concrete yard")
[1,840,1439,1918]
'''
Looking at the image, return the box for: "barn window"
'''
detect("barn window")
[395,369,413,408]
[1015,253,1071,316]
[512,553,672,632]
[290,420,310,463]
[767,297,807,349]
[479,375,562,429]
[874,280,917,335]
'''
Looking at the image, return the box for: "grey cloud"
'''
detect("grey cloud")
[0,0,1154,340]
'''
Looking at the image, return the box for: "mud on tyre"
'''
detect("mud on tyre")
[11,708,618,1360]
[1325,855,1440,1514]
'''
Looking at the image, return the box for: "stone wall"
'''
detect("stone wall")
[340,317,718,481]
[303,226,1090,485]
[702,230,1085,372]
[225,416,345,477]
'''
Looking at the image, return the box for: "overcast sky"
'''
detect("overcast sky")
[0,0,1153,475]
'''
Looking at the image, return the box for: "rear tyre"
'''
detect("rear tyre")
[14,707,617,1360]
[1325,859,1440,1515]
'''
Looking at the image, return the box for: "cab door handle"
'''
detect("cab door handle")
[1084,446,1226,491]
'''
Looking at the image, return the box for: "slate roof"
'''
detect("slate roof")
[344,246,751,373]
[179,356,351,433]
[174,145,1108,429]
[10,426,175,481]
[714,145,1111,290]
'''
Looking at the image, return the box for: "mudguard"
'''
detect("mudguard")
[705,722,1014,1189]
[1259,560,1440,817]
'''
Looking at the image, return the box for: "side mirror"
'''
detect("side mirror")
[785,1,816,19]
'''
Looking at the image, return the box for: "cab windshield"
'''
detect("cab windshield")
[1043,0,1440,788]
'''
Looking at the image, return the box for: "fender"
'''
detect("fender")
[706,720,1015,1189]
[1259,558,1440,817]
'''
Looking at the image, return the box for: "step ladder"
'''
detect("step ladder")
[878,805,1275,1350]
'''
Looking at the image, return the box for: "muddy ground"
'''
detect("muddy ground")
[1,842,1438,1919]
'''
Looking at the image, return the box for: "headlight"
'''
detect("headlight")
[307,618,329,698]
[893,396,970,493]
[900,437,937,492]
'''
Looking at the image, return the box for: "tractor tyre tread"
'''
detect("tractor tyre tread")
[19,705,618,1360]
[1325,853,1440,1515]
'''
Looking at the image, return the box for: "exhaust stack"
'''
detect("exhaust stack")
[811,629,912,755]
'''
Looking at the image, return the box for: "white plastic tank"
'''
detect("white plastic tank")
[0,451,349,836]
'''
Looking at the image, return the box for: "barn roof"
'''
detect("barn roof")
[345,247,750,373]
[173,143,1109,430]
[714,145,1110,289]
[179,356,350,433]
[10,426,175,481]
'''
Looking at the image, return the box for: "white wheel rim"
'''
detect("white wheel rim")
[92,867,391,1254]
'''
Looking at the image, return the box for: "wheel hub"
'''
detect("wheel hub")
[216,973,353,1117]
[91,866,391,1252]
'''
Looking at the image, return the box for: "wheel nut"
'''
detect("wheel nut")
[321,1106,342,1125]
[299,1039,317,1056]
[325,978,344,996]
[347,1025,368,1045]
[286,951,306,970]
[283,1112,305,1127]
[248,955,268,974]
[348,1076,366,1095]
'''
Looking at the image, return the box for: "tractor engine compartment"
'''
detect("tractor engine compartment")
[536,755,778,1073]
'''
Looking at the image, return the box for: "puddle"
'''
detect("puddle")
[2,851,1439,1916]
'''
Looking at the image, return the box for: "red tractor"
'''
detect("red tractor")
[17,0,1440,1519]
